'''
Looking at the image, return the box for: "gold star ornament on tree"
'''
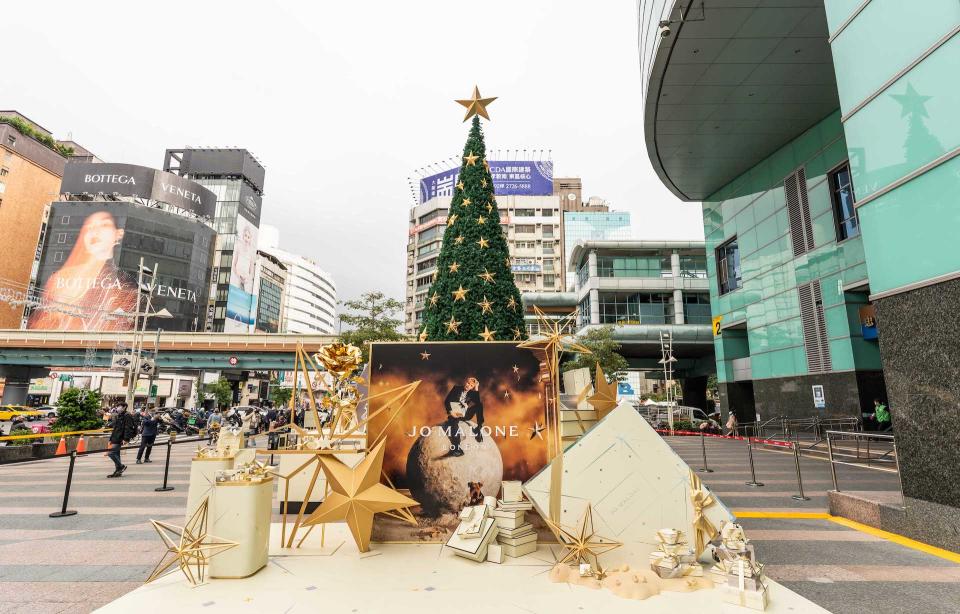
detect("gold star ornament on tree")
[464,151,480,166]
[477,237,489,249]
[479,326,496,342]
[446,316,462,334]
[452,285,469,301]
[477,296,494,314]
[302,440,418,553]
[478,269,495,283]
[448,261,461,273]
[455,85,497,122]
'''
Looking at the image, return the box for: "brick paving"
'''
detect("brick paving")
[0,434,956,613]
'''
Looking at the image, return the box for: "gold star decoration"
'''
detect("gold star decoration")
[448,261,461,273]
[447,213,458,226]
[146,497,238,585]
[302,440,418,553]
[546,504,621,569]
[452,285,469,301]
[429,292,439,306]
[512,327,523,340]
[503,390,511,399]
[477,215,487,225]
[506,296,518,311]
[477,237,489,249]
[454,234,464,245]
[477,296,494,314]
[461,197,472,208]
[420,351,431,360]
[529,421,545,440]
[486,203,494,213]
[456,180,465,191]
[504,257,511,267]
[432,271,438,280]
[418,330,428,342]
[587,364,619,421]
[481,178,487,188]
[455,85,497,122]
[483,159,491,171]
[464,151,480,166]
[512,364,520,376]
[446,316,462,334]
[479,326,496,342]
[478,269,495,283]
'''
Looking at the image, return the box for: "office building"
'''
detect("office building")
[252,250,288,333]
[163,148,266,332]
[0,111,92,329]
[640,0,960,547]
[562,209,632,291]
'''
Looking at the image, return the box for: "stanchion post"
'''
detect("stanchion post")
[698,430,713,473]
[827,433,839,491]
[791,441,810,501]
[155,439,175,492]
[745,436,764,487]
[50,450,78,518]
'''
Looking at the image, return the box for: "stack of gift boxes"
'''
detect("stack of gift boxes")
[445,481,538,563]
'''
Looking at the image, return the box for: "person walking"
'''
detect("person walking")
[725,411,738,437]
[871,399,891,432]
[106,405,137,478]
[136,409,159,464]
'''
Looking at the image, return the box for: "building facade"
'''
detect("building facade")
[258,244,337,334]
[562,209,632,291]
[252,250,288,334]
[163,148,265,333]
[0,112,77,329]
[641,0,960,546]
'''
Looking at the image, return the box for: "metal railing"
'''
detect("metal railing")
[825,430,903,503]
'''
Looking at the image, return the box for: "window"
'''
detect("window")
[418,209,448,225]
[53,252,64,263]
[682,293,711,324]
[543,274,556,286]
[830,162,859,240]
[515,224,536,234]
[679,255,707,278]
[57,233,67,244]
[514,208,535,217]
[61,216,70,224]
[597,292,673,325]
[6,135,15,146]
[577,261,590,288]
[542,242,555,255]
[542,226,555,238]
[597,255,670,278]
[716,237,741,295]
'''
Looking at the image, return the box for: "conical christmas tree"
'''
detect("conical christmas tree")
[420,115,527,342]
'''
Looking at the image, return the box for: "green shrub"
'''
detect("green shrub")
[53,389,104,431]
[7,426,38,446]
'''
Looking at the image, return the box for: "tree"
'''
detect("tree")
[339,291,406,362]
[269,377,292,407]
[420,117,526,342]
[561,326,629,382]
[205,377,233,409]
[52,388,104,431]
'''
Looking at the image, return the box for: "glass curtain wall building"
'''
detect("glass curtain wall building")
[562,211,631,290]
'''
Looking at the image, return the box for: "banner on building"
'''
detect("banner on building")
[224,215,259,332]
[419,160,554,202]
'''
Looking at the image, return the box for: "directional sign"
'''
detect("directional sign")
[111,351,134,370]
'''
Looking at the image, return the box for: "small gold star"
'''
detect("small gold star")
[506,296,517,311]
[512,364,520,375]
[477,296,494,314]
[477,237,489,249]
[446,316,462,334]
[456,180,465,191]
[452,285,469,301]
[529,421,545,440]
[479,326,496,342]
[464,152,480,166]
[512,327,523,340]
[447,213,458,226]
[477,215,487,225]
[455,86,497,122]
[432,271,438,280]
[420,351,431,360]
[486,203,493,213]
[419,330,428,342]
[454,235,464,245]
[448,261,461,273]
[504,390,511,399]
[483,159,490,171]
[478,269,495,283]
[505,257,511,267]
[429,292,439,306]
[461,197,471,208]
[481,178,487,188]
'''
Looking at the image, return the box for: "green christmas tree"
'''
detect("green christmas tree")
[420,101,527,342]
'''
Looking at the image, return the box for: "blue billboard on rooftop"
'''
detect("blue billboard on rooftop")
[419,160,553,202]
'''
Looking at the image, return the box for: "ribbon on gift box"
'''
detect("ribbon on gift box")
[689,469,718,556]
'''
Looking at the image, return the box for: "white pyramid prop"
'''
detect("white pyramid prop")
[523,402,734,565]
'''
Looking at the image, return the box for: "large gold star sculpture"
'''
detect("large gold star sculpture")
[546,504,621,570]
[146,497,237,586]
[302,440,418,553]
[588,364,619,420]
[455,85,497,121]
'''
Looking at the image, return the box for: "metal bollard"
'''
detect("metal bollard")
[155,439,175,492]
[744,436,764,487]
[827,433,839,491]
[50,450,79,518]
[698,431,713,473]
[791,441,810,501]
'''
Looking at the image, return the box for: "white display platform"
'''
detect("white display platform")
[185,457,234,522]
[96,523,831,614]
[209,478,273,579]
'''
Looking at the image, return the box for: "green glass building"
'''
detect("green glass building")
[641,0,960,546]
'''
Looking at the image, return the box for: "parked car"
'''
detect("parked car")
[639,403,720,430]
[0,405,43,422]
[36,405,58,419]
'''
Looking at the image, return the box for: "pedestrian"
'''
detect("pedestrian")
[106,405,137,478]
[871,399,891,432]
[725,411,738,437]
[136,409,159,464]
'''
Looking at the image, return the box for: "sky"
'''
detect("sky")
[1,0,703,305]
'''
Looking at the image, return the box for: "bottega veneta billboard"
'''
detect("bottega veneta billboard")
[27,201,214,332]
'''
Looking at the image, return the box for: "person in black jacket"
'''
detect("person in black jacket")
[442,377,484,456]
[106,405,137,478]
[136,409,159,464]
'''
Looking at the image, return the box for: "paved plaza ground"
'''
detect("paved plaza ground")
[0,436,956,613]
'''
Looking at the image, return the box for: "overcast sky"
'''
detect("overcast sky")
[2,0,702,305]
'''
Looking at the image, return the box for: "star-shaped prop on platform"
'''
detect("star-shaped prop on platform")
[302,439,418,553]
[587,364,619,421]
[455,85,497,121]
[146,497,237,585]
[546,504,621,570]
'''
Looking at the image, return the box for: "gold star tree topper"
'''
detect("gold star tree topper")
[455,85,497,121]
[302,439,418,553]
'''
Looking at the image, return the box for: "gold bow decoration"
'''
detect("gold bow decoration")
[689,469,718,556]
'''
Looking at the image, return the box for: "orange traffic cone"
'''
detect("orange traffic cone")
[76,436,86,454]
[55,436,67,455]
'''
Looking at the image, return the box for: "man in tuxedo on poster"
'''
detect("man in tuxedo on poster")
[442,377,484,456]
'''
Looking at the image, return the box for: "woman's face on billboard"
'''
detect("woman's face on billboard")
[80,212,123,261]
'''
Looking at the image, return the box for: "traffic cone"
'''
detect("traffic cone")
[55,436,67,455]
[76,436,86,454]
